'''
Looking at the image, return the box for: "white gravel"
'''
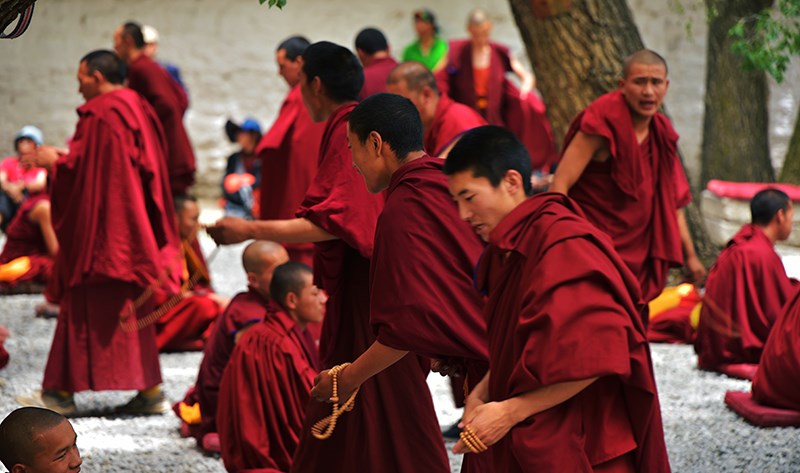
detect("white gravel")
[0,231,798,472]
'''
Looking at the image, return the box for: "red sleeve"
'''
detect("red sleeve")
[673,156,691,208]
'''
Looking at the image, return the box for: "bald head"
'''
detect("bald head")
[242,240,289,273]
[0,407,73,470]
[467,8,491,26]
[623,49,668,78]
[387,61,439,95]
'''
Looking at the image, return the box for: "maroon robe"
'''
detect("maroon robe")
[359,56,398,100]
[257,85,325,267]
[695,225,796,371]
[0,342,7,370]
[425,94,486,157]
[370,156,491,471]
[127,54,196,196]
[43,88,178,392]
[292,104,448,473]
[218,302,321,473]
[476,193,670,473]
[0,193,53,287]
[438,40,557,170]
[752,287,800,410]
[184,288,270,442]
[562,90,691,305]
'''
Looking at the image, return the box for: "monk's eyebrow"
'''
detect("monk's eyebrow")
[456,189,470,197]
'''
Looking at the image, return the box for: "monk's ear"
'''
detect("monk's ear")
[368,131,383,156]
[502,169,524,195]
[12,464,27,473]
[311,76,323,96]
[285,291,299,310]
[617,77,625,89]
[246,272,258,289]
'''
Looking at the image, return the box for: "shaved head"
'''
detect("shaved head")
[387,61,439,94]
[623,49,668,78]
[467,8,491,26]
[0,407,71,469]
[242,240,288,274]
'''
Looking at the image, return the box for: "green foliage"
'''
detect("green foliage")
[729,0,800,83]
[258,0,287,9]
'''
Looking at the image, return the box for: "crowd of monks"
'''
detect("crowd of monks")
[1,7,799,473]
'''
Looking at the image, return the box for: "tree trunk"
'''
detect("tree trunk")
[700,0,774,187]
[0,0,35,33]
[778,108,800,182]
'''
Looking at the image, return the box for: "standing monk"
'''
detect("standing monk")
[257,36,325,268]
[114,21,196,196]
[445,126,670,472]
[386,61,486,158]
[17,50,178,416]
[355,28,397,100]
[310,93,488,471]
[552,49,706,306]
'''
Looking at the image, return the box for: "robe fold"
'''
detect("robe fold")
[292,104,449,473]
[42,88,178,392]
[438,40,557,170]
[475,193,670,473]
[0,193,53,287]
[256,85,324,267]
[0,342,7,370]
[128,54,196,195]
[425,94,486,157]
[562,90,691,304]
[752,287,800,410]
[695,225,797,371]
[359,56,398,100]
[218,303,320,473]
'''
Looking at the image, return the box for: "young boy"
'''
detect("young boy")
[0,407,82,472]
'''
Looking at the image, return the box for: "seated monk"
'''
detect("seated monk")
[695,189,797,376]
[155,195,229,352]
[218,262,324,473]
[0,325,9,370]
[174,240,289,451]
[0,192,57,291]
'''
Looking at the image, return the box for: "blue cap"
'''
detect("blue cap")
[225,118,262,142]
[14,125,43,146]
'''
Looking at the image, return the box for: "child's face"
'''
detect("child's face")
[293,273,327,325]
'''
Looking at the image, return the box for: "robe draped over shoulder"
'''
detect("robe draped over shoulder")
[425,95,486,157]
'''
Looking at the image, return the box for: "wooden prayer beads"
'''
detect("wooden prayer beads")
[310,363,360,440]
[460,424,488,454]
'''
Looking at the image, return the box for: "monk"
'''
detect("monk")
[16,50,178,416]
[208,42,445,473]
[386,61,486,158]
[752,286,800,410]
[310,92,488,471]
[0,407,82,473]
[114,21,196,196]
[437,8,557,171]
[218,262,325,473]
[355,27,397,100]
[0,325,9,370]
[257,36,325,268]
[695,189,796,375]
[154,196,228,352]
[552,49,705,307]
[175,240,288,450]
[0,192,57,290]
[444,126,670,472]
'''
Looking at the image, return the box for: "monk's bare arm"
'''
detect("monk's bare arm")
[510,56,535,96]
[550,132,607,194]
[30,200,59,257]
[206,216,337,245]
[677,208,707,283]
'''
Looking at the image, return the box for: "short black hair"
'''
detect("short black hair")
[277,35,311,61]
[270,261,313,311]
[355,27,389,54]
[443,126,533,196]
[751,188,791,226]
[349,93,424,159]
[174,194,198,214]
[0,407,69,469]
[122,21,145,49]
[302,41,364,103]
[81,49,128,85]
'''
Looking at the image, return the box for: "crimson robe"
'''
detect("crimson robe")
[695,225,796,371]
[127,54,196,196]
[437,40,557,170]
[0,342,7,370]
[359,56,398,100]
[185,288,270,441]
[752,287,800,410]
[476,193,670,473]
[291,104,448,473]
[370,156,491,471]
[256,84,324,267]
[562,90,691,305]
[425,94,486,157]
[218,301,320,473]
[43,88,178,392]
[0,193,53,287]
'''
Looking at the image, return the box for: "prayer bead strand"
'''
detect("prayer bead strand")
[310,363,360,440]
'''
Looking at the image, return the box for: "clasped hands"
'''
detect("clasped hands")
[452,393,517,455]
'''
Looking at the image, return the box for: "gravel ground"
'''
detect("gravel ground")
[0,227,798,472]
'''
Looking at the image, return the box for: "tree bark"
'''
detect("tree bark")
[778,108,800,182]
[700,0,774,187]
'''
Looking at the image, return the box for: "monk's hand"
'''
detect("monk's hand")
[19,145,61,171]
[683,255,707,285]
[205,217,251,245]
[311,370,334,402]
[430,358,465,377]
[453,401,516,454]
